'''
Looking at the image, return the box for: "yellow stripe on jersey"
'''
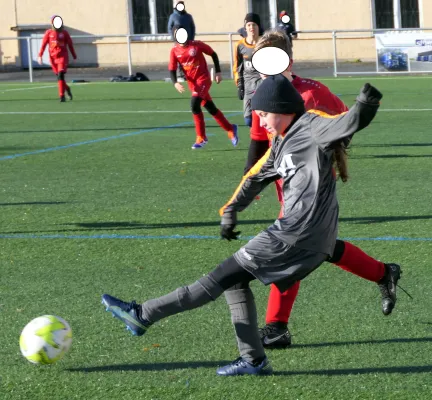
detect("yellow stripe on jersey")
[219,147,272,216]
[308,109,348,118]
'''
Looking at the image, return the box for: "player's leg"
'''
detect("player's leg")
[190,94,207,149]
[243,138,270,175]
[101,256,251,334]
[201,88,238,147]
[62,66,73,100]
[328,240,401,315]
[244,110,271,174]
[50,63,64,102]
[219,281,272,376]
[101,256,272,375]
[261,241,401,348]
[55,60,68,102]
[259,282,299,348]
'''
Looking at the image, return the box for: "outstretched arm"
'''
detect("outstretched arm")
[311,83,382,149]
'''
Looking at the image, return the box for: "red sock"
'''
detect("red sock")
[335,241,385,282]
[58,80,66,97]
[192,112,206,141]
[265,281,300,324]
[213,110,233,132]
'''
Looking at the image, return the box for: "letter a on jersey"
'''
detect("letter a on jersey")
[277,154,297,177]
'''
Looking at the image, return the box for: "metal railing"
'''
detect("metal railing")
[1,27,432,82]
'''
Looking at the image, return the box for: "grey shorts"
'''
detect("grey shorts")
[233,230,329,291]
[243,79,262,118]
[243,91,255,118]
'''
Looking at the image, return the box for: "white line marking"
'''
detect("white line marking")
[0,85,58,92]
[0,108,430,115]
[0,83,92,93]
[318,76,432,81]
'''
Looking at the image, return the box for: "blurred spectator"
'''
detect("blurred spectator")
[277,10,297,43]
[168,1,196,40]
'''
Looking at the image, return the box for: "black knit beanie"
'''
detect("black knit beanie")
[251,74,305,115]
[244,13,261,27]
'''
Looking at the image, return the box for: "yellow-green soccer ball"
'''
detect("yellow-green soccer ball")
[19,315,72,365]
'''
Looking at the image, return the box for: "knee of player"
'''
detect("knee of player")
[190,97,202,114]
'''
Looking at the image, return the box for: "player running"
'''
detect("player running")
[169,25,238,149]
[101,76,385,376]
[226,30,401,349]
[38,15,77,102]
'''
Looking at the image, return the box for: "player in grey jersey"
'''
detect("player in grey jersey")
[101,75,391,376]
[233,13,262,127]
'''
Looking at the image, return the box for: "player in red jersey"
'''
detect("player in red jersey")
[169,25,238,149]
[223,29,401,348]
[38,16,77,102]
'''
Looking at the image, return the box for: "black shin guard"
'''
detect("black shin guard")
[190,96,203,115]
[203,100,218,116]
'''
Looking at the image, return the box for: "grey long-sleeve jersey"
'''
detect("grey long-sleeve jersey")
[233,38,261,89]
[220,97,380,255]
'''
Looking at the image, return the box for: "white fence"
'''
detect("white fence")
[1,28,432,82]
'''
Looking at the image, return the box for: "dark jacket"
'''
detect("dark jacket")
[167,9,196,40]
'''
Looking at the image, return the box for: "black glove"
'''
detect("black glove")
[237,80,245,101]
[220,224,241,241]
[357,83,382,105]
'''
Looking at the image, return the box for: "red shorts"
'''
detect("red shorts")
[50,57,68,74]
[188,80,212,102]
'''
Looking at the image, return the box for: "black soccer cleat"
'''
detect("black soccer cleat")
[259,322,292,348]
[102,294,151,336]
[60,95,66,102]
[66,87,73,100]
[378,263,402,315]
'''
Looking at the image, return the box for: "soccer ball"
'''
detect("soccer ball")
[19,315,72,365]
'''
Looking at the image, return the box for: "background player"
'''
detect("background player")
[169,26,238,149]
[233,13,268,175]
[233,13,262,128]
[38,15,77,102]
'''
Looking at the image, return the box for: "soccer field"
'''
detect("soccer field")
[0,77,431,399]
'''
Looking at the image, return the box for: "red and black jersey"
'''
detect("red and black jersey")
[293,75,348,115]
[251,75,348,141]
[169,40,215,84]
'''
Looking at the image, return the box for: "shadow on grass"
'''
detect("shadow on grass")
[61,214,432,230]
[351,154,432,159]
[67,361,432,375]
[272,365,432,376]
[4,213,432,235]
[0,201,68,206]
[289,336,432,349]
[68,360,231,373]
[354,143,432,148]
